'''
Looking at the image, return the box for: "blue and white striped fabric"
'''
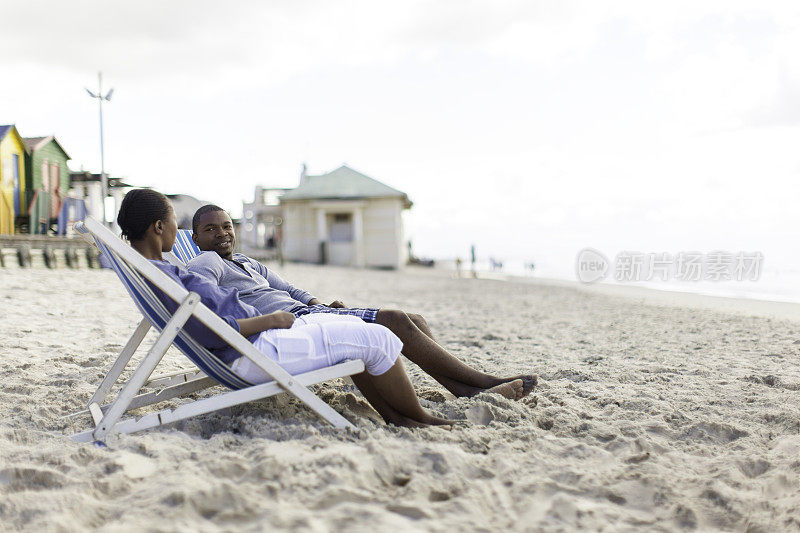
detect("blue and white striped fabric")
[90,235,254,391]
[172,229,201,264]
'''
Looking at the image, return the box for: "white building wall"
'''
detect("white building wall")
[398,206,408,266]
[362,198,403,269]
[73,182,103,222]
[282,197,407,269]
[282,202,319,263]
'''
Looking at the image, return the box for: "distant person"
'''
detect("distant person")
[186,205,537,400]
[455,257,462,278]
[470,244,477,278]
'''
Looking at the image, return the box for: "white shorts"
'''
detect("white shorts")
[230,313,402,383]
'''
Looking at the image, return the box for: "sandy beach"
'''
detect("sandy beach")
[1,263,799,531]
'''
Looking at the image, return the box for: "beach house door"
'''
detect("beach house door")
[327,213,354,266]
[11,154,20,214]
[41,161,51,223]
[49,163,60,215]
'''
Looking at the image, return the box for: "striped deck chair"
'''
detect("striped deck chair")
[169,228,200,265]
[67,216,363,443]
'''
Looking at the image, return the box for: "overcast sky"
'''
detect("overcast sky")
[2,0,798,273]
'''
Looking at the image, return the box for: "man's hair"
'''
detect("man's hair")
[117,189,170,241]
[192,204,226,233]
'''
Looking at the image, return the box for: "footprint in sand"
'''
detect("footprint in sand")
[466,404,495,425]
[0,467,65,492]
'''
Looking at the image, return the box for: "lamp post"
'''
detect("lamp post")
[85,72,114,225]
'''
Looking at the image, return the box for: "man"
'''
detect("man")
[186,205,536,400]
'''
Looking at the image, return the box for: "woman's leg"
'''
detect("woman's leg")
[319,321,454,426]
[350,360,453,427]
[235,323,454,428]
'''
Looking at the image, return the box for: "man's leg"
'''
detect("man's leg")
[408,313,434,339]
[404,312,495,394]
[298,307,536,398]
[374,309,536,397]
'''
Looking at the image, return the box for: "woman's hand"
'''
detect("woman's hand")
[264,310,295,329]
[237,311,295,337]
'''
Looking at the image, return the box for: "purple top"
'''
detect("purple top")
[149,260,261,365]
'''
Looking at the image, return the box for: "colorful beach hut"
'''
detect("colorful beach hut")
[0,125,27,234]
[23,136,71,234]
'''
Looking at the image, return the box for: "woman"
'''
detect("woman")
[117,188,455,428]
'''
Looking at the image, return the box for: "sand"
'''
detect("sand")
[1,264,799,531]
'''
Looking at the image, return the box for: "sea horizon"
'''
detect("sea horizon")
[433,256,800,305]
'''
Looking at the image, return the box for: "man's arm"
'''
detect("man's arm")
[302,297,346,307]
[245,257,318,304]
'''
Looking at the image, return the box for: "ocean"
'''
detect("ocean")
[434,257,800,305]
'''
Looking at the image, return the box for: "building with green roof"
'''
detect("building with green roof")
[243,164,412,269]
[23,135,71,234]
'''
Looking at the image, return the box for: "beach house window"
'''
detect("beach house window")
[328,213,353,242]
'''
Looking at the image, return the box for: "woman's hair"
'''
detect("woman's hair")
[117,188,171,241]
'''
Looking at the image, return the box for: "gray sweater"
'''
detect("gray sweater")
[186,252,316,315]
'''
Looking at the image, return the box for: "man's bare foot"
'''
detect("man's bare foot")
[518,374,537,396]
[499,374,537,397]
[484,378,525,400]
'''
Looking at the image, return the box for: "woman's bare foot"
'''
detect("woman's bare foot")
[484,378,525,400]
[424,414,458,426]
[389,415,453,430]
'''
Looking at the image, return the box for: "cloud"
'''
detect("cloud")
[3,0,800,263]
[0,1,616,93]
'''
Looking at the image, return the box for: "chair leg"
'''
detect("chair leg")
[92,294,200,442]
[115,377,218,412]
[89,318,151,407]
[66,377,219,423]
[146,369,206,388]
[71,360,364,442]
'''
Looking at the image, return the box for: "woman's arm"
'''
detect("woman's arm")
[236,311,295,338]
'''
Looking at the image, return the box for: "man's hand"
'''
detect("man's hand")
[265,311,295,329]
[328,300,346,308]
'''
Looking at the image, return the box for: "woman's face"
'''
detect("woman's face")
[161,205,178,252]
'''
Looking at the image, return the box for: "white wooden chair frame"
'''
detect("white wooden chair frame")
[67,217,363,443]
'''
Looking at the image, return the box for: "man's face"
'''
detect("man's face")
[193,210,236,260]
